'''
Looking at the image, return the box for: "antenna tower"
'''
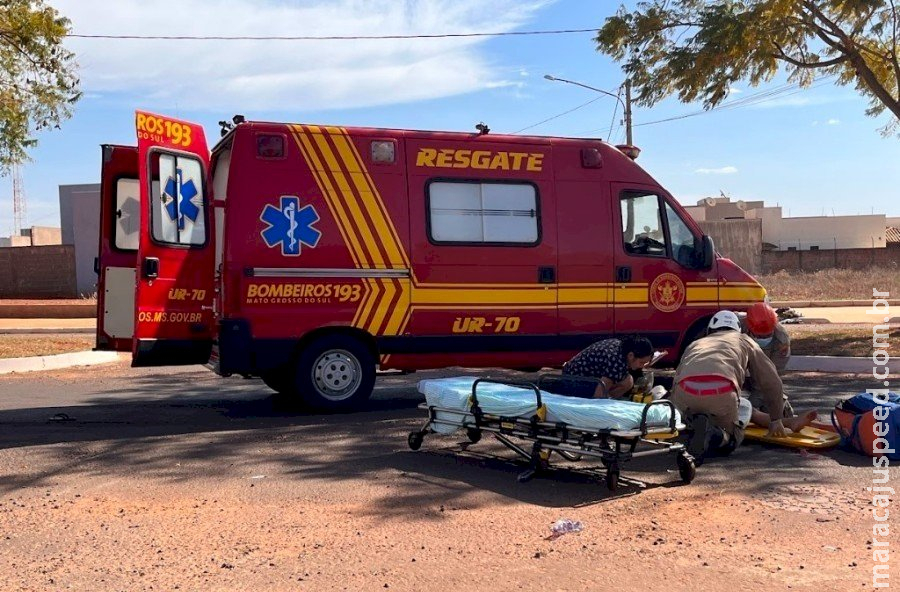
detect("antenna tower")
[12,164,25,235]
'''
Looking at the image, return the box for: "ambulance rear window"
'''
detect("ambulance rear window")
[150,152,207,247]
[114,178,139,251]
[427,180,539,245]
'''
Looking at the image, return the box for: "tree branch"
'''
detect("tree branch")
[0,31,46,72]
[773,44,849,68]
[803,0,900,119]
[889,0,900,90]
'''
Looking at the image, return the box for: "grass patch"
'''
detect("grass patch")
[757,267,900,302]
[0,335,94,359]
[786,324,899,357]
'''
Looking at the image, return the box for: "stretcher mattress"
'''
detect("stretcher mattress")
[419,377,681,435]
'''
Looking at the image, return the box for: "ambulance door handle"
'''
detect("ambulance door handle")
[142,257,159,279]
[538,266,556,284]
[616,266,632,283]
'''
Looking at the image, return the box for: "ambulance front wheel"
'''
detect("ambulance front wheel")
[295,334,376,411]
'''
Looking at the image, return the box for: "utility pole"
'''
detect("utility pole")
[624,79,633,146]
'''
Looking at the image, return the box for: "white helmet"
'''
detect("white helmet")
[708,310,741,332]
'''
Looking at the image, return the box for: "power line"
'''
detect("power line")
[66,28,598,41]
[569,75,838,134]
[632,75,839,128]
[512,96,605,134]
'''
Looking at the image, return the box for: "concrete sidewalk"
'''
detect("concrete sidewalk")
[0,350,125,375]
[792,306,900,324]
[772,299,900,308]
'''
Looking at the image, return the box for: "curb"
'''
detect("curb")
[0,350,124,375]
[0,303,96,319]
[786,355,873,374]
[772,300,900,308]
[0,328,94,335]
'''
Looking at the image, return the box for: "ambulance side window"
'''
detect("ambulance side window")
[665,202,699,267]
[621,192,666,257]
[150,153,206,247]
[427,180,539,245]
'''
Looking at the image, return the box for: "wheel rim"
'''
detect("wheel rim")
[312,349,362,401]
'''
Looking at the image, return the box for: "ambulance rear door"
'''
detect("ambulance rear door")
[132,111,214,366]
[95,144,140,351]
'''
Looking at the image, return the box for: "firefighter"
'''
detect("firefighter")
[561,336,654,399]
[744,302,791,372]
[672,311,787,463]
[743,302,795,417]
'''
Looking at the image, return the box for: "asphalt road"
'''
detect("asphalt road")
[0,362,892,591]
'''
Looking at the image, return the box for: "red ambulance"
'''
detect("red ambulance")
[95,111,765,410]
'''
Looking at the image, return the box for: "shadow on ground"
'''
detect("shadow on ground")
[0,366,883,513]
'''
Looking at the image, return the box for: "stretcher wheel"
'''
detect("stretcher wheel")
[605,467,620,491]
[408,432,424,451]
[677,452,696,484]
[466,428,482,444]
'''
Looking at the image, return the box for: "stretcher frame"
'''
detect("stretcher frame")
[407,377,697,490]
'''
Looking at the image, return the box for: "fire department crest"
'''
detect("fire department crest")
[649,273,685,313]
[260,196,322,256]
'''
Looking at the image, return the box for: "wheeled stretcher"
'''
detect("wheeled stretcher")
[407,376,697,490]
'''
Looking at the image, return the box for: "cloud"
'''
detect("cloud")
[56,0,552,112]
[827,118,841,125]
[694,166,738,175]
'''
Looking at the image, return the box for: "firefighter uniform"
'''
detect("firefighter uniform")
[672,330,785,447]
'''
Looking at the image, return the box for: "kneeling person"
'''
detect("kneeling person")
[562,336,654,399]
[672,311,787,462]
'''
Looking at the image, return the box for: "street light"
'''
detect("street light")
[543,74,633,145]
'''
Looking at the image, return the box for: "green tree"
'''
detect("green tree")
[0,0,79,172]
[597,1,900,133]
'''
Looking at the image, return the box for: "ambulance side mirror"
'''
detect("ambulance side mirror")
[698,235,715,270]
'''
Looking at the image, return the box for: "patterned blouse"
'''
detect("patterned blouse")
[562,338,628,383]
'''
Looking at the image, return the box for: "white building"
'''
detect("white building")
[686,197,887,251]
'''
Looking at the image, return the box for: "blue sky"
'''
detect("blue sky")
[4,0,898,234]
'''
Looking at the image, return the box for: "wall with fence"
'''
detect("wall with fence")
[0,245,77,298]
[761,244,900,273]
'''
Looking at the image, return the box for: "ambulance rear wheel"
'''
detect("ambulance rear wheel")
[296,335,375,411]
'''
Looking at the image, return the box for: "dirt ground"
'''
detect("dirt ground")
[0,334,94,359]
[0,363,892,591]
[786,323,899,356]
[758,267,899,302]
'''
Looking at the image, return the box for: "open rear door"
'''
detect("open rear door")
[133,111,214,366]
[95,144,140,351]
